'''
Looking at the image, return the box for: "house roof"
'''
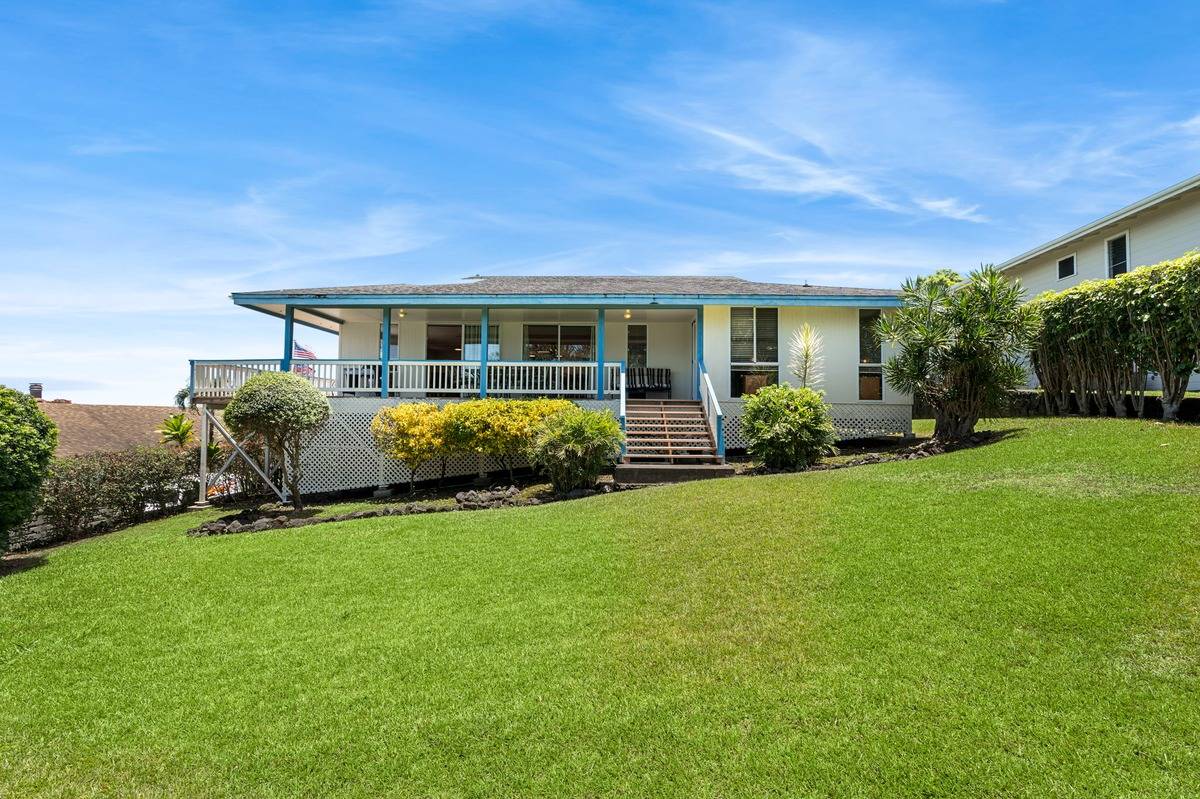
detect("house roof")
[233,275,899,307]
[35,401,190,457]
[998,171,1200,272]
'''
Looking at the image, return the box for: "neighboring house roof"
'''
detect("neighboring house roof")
[35,402,188,457]
[998,171,1200,272]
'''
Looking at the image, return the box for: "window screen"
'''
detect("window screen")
[627,324,648,368]
[859,309,883,401]
[1057,255,1076,280]
[1107,235,1128,276]
[730,308,755,362]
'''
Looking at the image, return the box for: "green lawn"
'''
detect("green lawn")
[2,418,1199,798]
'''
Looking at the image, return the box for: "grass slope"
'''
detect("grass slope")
[2,418,1198,798]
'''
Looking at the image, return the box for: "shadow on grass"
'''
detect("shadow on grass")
[0,553,47,579]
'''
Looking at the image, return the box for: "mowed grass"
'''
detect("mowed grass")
[2,417,1199,798]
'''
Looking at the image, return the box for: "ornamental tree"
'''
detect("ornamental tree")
[880,266,1037,442]
[1124,253,1200,421]
[0,385,58,549]
[371,403,446,492]
[223,372,330,509]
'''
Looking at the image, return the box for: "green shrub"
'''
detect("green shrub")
[0,386,58,549]
[527,408,623,495]
[740,384,837,470]
[33,447,194,547]
[223,372,330,509]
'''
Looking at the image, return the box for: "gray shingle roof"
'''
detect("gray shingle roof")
[238,275,899,298]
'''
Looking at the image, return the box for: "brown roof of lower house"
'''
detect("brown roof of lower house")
[36,402,192,457]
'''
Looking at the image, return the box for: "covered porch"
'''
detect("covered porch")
[189,304,704,403]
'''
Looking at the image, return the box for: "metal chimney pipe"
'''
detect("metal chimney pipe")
[28,382,43,399]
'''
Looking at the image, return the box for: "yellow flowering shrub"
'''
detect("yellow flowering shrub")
[442,398,573,480]
[370,402,446,491]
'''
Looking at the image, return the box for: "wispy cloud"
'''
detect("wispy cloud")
[914,197,988,223]
[69,135,160,156]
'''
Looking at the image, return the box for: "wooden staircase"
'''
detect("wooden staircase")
[623,399,721,464]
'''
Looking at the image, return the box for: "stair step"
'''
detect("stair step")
[626,437,713,444]
[625,453,721,461]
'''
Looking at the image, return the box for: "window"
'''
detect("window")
[1057,254,1076,280]
[523,324,595,361]
[627,324,647,368]
[463,324,500,361]
[730,307,779,396]
[1107,233,1128,277]
[858,309,883,401]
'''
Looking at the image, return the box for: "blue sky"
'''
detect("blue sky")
[2,0,1199,403]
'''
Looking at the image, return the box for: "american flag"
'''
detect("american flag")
[292,341,317,376]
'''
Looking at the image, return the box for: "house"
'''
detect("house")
[999,172,1200,293]
[28,391,186,457]
[190,276,912,493]
[998,172,1200,389]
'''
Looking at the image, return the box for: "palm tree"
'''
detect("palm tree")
[878,266,1035,442]
[788,322,825,391]
[157,413,196,449]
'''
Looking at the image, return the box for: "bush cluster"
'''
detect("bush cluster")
[740,384,837,470]
[34,447,195,545]
[1030,252,1200,421]
[527,406,623,493]
[371,398,621,493]
[0,386,58,550]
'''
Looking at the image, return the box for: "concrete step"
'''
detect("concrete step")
[615,462,736,483]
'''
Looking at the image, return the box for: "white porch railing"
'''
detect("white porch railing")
[487,361,621,397]
[389,361,476,396]
[190,359,623,400]
[191,359,281,399]
[698,360,725,460]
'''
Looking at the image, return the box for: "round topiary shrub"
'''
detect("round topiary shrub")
[740,383,837,470]
[527,407,623,495]
[0,385,58,549]
[223,372,330,509]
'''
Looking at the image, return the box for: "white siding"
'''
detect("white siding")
[1007,190,1200,296]
[702,304,899,404]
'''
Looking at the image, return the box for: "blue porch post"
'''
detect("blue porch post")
[695,305,704,399]
[281,305,295,372]
[596,307,606,400]
[479,307,490,398]
[380,308,391,398]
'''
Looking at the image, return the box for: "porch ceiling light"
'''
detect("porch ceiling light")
[624,309,632,319]
[397,308,406,318]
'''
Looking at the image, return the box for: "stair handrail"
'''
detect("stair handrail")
[698,360,725,460]
[618,360,627,458]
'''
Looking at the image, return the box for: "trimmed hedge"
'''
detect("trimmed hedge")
[1030,252,1200,420]
[740,384,837,470]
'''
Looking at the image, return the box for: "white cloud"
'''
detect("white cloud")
[914,197,988,223]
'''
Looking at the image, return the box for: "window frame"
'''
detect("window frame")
[858,308,884,402]
[730,307,779,396]
[1056,252,1077,281]
[626,324,648,368]
[522,323,596,362]
[1105,230,1130,278]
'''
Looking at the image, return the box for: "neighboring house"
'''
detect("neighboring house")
[190,276,912,493]
[32,398,184,457]
[999,172,1200,293]
[998,172,1200,390]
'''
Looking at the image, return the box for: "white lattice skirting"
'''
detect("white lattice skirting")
[298,397,619,494]
[721,400,913,450]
